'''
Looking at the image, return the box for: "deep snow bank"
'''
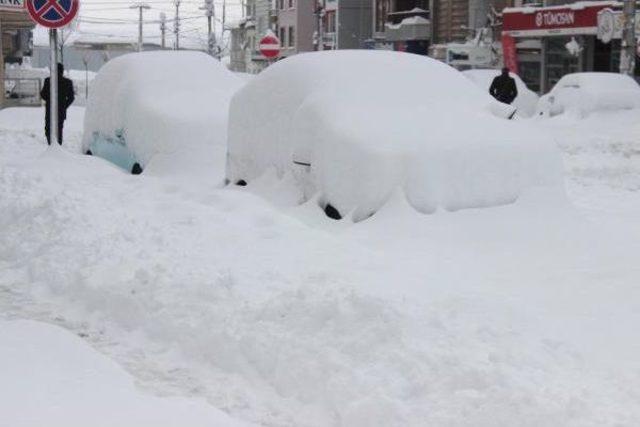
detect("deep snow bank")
[83,51,243,170]
[0,320,253,427]
[227,51,563,218]
[462,69,539,117]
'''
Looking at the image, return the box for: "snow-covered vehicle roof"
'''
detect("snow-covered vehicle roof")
[226,50,563,220]
[462,69,539,117]
[536,72,640,118]
[82,51,243,174]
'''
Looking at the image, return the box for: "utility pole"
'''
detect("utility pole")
[620,0,637,76]
[160,12,167,49]
[174,0,181,50]
[130,3,151,52]
[200,0,216,56]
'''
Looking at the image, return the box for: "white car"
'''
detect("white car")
[462,69,539,117]
[536,72,640,118]
[226,51,562,220]
[83,51,242,174]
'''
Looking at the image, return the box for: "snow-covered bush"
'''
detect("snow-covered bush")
[536,72,640,118]
[227,50,563,219]
[83,51,243,173]
[462,69,539,117]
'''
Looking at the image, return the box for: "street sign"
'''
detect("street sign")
[259,32,281,59]
[26,0,79,29]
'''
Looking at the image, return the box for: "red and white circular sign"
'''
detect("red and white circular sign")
[26,0,79,29]
[259,33,281,59]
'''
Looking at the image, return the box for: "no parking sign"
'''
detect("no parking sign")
[26,0,79,28]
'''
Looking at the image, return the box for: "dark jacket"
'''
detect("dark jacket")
[41,75,75,120]
[489,73,518,105]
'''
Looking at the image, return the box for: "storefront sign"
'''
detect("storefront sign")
[0,0,25,10]
[597,8,640,43]
[503,3,614,37]
[501,34,519,75]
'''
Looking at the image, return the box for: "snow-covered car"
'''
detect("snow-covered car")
[83,51,243,174]
[226,51,562,220]
[462,69,539,117]
[536,72,640,118]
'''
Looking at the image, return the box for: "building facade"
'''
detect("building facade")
[229,0,275,73]
[276,0,315,57]
[502,1,638,93]
[1,1,35,108]
[373,0,430,53]
[317,0,373,50]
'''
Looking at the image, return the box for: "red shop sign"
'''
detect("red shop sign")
[503,3,615,37]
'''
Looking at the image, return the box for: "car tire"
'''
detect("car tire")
[324,203,341,220]
[85,150,93,155]
[131,163,143,175]
[235,179,247,186]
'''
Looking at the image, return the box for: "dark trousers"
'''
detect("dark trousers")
[45,115,65,145]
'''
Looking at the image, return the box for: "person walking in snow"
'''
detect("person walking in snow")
[489,67,518,105]
[40,63,75,145]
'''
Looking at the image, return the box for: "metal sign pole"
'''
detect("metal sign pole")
[49,28,59,146]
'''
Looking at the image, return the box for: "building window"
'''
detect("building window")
[280,27,287,47]
[289,0,295,8]
[288,26,295,47]
[326,11,336,33]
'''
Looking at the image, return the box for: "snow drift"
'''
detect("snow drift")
[83,51,243,172]
[227,51,563,219]
[462,69,539,117]
[537,72,640,118]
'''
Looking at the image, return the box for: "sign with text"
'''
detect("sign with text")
[503,4,610,37]
[0,0,25,10]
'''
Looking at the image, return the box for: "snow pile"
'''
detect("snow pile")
[462,69,539,117]
[0,320,253,427]
[1,107,640,426]
[83,51,243,172]
[537,72,640,118]
[227,51,563,219]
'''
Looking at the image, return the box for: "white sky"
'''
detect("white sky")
[33,0,243,50]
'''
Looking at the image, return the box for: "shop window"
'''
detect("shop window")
[544,37,580,92]
[280,27,286,47]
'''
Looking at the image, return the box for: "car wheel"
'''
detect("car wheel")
[85,150,93,155]
[324,203,341,220]
[131,163,143,175]
[235,179,247,186]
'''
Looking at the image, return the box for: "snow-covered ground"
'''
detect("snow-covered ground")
[1,106,639,426]
[0,320,254,427]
